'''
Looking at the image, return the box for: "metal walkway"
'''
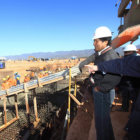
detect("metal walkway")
[0,66,80,97]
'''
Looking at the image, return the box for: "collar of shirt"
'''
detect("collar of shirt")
[97,46,110,56]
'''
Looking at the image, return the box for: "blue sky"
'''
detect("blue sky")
[0,0,139,56]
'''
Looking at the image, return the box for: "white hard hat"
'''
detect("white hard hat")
[92,26,112,40]
[123,44,137,52]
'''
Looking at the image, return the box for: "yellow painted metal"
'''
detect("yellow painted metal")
[69,93,83,106]
[74,78,77,97]
[67,68,71,130]
[3,97,7,124]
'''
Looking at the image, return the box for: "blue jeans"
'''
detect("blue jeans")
[92,88,115,140]
[110,89,115,106]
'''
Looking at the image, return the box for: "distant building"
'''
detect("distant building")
[0,57,6,69]
[71,56,77,60]
[0,57,6,61]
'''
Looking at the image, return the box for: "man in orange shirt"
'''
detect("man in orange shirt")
[24,74,30,83]
[30,71,35,80]
[1,78,9,90]
[6,75,13,88]
[7,75,17,87]
[38,72,43,78]
[43,71,49,77]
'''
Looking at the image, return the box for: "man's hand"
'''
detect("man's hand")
[84,65,98,74]
[94,86,100,92]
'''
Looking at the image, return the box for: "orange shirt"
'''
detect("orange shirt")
[1,82,10,90]
[7,78,17,87]
[43,73,48,77]
[31,72,35,77]
[24,77,30,83]
[38,73,43,78]
[7,78,13,88]
[12,79,17,86]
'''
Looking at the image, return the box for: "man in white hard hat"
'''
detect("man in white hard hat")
[117,44,138,112]
[123,44,137,56]
[79,26,121,140]
[82,48,140,140]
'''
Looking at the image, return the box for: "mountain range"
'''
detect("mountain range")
[4,44,140,60]
[5,49,95,60]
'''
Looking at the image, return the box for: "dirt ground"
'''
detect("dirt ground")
[0,59,82,83]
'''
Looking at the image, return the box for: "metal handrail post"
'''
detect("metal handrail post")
[67,68,71,130]
[3,97,7,124]
[74,77,77,97]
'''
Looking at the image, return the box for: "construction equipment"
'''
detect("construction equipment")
[0,62,5,69]
[111,25,140,48]
[0,57,6,69]
[118,0,140,33]
[111,0,140,48]
[28,56,39,61]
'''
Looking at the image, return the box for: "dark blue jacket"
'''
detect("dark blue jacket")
[98,56,140,78]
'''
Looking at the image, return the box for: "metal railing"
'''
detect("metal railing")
[0,66,80,97]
